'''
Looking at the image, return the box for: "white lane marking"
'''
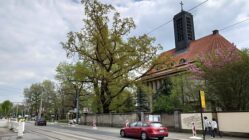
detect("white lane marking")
[51,131,97,140]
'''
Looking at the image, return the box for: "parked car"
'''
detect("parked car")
[35,118,47,126]
[120,121,168,140]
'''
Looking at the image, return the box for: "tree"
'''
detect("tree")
[136,88,150,112]
[110,90,135,113]
[61,0,161,113]
[190,47,249,111]
[56,62,87,122]
[24,80,58,119]
[56,83,75,119]
[153,78,182,113]
[24,83,43,116]
[41,80,58,120]
[170,74,200,112]
[1,100,13,117]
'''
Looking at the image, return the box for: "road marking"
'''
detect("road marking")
[50,130,97,140]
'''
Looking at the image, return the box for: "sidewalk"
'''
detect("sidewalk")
[0,127,50,140]
[59,123,249,140]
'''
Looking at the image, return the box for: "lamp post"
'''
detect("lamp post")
[38,89,44,119]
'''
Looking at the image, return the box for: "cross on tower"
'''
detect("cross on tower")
[180,1,184,11]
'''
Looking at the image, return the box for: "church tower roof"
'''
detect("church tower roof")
[173,2,195,52]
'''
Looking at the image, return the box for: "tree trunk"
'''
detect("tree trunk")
[100,80,111,113]
[103,103,110,113]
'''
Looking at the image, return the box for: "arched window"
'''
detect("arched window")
[179,58,187,64]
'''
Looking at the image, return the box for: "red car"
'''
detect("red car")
[120,121,168,140]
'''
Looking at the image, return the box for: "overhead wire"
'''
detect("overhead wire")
[147,0,209,35]
[219,17,249,31]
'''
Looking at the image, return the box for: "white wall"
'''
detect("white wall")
[181,113,212,130]
[218,112,249,133]
[0,119,8,128]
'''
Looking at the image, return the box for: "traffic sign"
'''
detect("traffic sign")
[200,90,206,108]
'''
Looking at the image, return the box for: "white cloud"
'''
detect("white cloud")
[0,0,248,103]
[0,0,83,102]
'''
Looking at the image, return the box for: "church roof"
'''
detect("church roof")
[161,31,236,64]
[144,31,237,79]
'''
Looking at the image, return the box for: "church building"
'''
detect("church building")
[141,7,237,111]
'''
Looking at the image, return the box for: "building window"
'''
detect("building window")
[179,58,187,64]
[186,17,192,40]
[176,18,184,41]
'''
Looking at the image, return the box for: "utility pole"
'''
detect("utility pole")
[38,90,43,119]
[76,89,79,124]
[199,90,206,140]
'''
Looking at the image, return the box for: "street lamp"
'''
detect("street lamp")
[38,89,44,119]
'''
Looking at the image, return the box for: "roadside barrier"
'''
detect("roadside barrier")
[8,119,25,137]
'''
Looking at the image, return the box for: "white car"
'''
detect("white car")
[68,118,80,124]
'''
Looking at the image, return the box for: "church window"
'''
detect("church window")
[176,18,184,41]
[186,17,193,40]
[179,58,187,64]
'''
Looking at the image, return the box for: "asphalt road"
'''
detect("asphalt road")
[25,123,124,140]
[2,122,247,140]
[23,122,171,140]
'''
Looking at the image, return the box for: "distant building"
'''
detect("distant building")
[141,9,238,112]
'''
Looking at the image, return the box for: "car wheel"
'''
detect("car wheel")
[141,132,147,140]
[158,137,164,140]
[120,130,126,137]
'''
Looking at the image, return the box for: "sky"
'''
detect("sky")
[0,0,248,103]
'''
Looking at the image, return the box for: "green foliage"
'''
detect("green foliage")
[153,78,181,113]
[110,90,135,113]
[136,88,150,112]
[61,0,161,113]
[1,100,13,117]
[0,104,2,116]
[23,80,58,119]
[171,74,201,111]
[191,48,249,111]
[152,76,198,113]
[153,95,180,113]
[205,49,249,111]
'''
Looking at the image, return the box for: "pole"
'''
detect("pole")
[76,90,79,124]
[199,91,205,140]
[16,103,19,118]
[38,92,43,119]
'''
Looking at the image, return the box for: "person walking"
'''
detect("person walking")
[192,122,197,137]
[204,116,212,137]
[211,118,218,138]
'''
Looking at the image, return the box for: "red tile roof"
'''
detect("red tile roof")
[144,32,237,78]
[160,32,236,64]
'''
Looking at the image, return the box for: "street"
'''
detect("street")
[2,122,167,140]
[24,122,129,140]
[1,122,248,140]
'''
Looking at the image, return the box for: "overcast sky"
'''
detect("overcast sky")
[0,0,248,103]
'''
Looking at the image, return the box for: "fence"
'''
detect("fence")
[80,111,249,137]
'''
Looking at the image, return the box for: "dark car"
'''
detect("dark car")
[120,121,168,140]
[35,118,47,126]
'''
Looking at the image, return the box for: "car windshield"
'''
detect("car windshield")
[38,118,45,121]
[150,122,162,127]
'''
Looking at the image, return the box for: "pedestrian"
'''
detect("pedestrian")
[191,122,197,136]
[125,120,129,127]
[203,116,212,137]
[211,118,218,138]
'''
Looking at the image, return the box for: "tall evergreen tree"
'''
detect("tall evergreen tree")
[136,88,150,112]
